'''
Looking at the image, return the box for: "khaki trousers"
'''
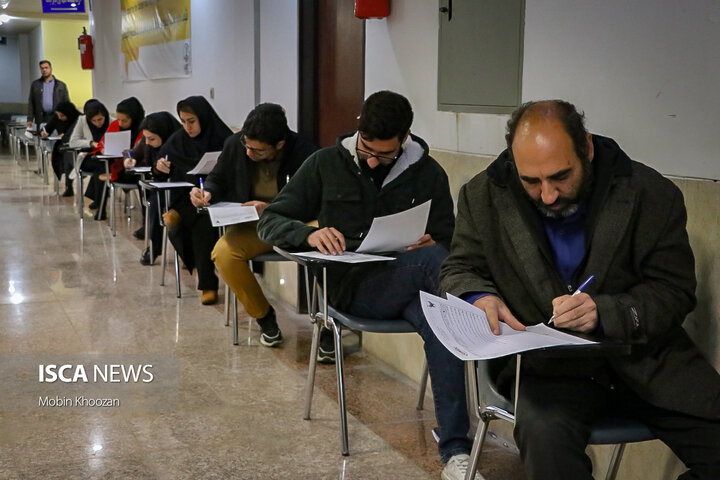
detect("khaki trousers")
[211,222,272,318]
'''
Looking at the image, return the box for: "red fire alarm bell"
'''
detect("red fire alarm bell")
[355,0,390,19]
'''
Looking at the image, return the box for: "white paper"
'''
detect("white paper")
[102,130,131,156]
[290,251,394,264]
[356,200,431,253]
[187,151,221,175]
[206,202,259,227]
[128,166,152,173]
[420,292,596,360]
[148,181,195,189]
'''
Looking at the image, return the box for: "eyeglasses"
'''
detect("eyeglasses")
[240,136,271,155]
[355,138,402,163]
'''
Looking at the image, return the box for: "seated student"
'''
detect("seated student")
[156,96,232,305]
[68,99,112,182]
[83,97,145,220]
[257,91,474,479]
[123,112,182,265]
[42,101,81,197]
[189,103,317,346]
[439,100,720,480]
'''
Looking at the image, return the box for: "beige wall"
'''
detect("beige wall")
[41,19,93,109]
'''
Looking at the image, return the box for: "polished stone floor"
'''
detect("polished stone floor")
[0,150,524,480]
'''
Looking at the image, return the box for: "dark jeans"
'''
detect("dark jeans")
[346,245,472,462]
[515,374,720,480]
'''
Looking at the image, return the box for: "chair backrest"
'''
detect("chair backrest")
[474,358,514,415]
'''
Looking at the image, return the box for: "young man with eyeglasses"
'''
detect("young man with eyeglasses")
[190,103,317,346]
[258,91,477,479]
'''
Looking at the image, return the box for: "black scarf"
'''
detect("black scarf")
[115,97,145,144]
[139,111,182,163]
[159,95,232,175]
[83,99,110,142]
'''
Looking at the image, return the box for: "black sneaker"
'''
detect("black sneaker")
[317,327,336,364]
[133,226,145,239]
[256,307,283,347]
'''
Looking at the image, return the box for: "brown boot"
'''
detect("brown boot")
[162,209,182,231]
[201,290,218,305]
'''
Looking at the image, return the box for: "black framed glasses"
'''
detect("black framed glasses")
[355,137,402,163]
[240,136,271,155]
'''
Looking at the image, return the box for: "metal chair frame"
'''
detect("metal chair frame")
[465,354,657,480]
[274,250,430,456]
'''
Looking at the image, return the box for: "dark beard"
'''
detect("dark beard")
[529,158,593,219]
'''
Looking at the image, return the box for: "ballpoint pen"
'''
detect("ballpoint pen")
[548,274,595,325]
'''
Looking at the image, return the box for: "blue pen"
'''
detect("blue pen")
[548,274,595,325]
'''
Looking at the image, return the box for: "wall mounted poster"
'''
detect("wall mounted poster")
[121,0,191,80]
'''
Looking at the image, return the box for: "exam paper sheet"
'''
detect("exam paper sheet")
[187,151,221,175]
[356,200,431,253]
[102,130,131,156]
[148,181,195,189]
[206,202,259,227]
[420,292,596,360]
[290,251,394,263]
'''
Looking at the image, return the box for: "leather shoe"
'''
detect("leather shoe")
[88,200,99,210]
[139,247,158,266]
[201,290,218,305]
[132,226,145,239]
[61,186,74,197]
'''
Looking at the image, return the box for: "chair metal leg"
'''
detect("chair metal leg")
[416,360,429,410]
[332,319,350,456]
[605,443,627,480]
[224,283,231,326]
[110,184,117,236]
[466,417,491,480]
[173,250,181,298]
[232,292,239,345]
[303,321,321,420]
[160,226,168,286]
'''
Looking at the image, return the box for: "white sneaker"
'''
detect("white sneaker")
[441,454,486,480]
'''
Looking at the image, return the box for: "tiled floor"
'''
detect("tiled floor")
[0,149,524,479]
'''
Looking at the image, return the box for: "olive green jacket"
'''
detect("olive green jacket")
[439,135,720,419]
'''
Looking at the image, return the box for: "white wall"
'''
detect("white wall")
[89,0,257,128]
[366,0,720,180]
[258,0,299,129]
[0,35,23,102]
[26,25,44,95]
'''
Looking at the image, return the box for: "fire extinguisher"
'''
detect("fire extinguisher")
[78,27,94,70]
[354,0,390,19]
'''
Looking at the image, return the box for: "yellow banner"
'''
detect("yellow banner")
[121,0,191,80]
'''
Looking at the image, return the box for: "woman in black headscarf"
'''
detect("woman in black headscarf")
[43,101,81,195]
[122,112,182,265]
[66,99,112,197]
[155,96,232,304]
[85,97,145,220]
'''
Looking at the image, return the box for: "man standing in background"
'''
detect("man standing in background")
[27,60,69,128]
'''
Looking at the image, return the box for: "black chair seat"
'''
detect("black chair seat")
[589,417,656,444]
[250,251,287,263]
[327,306,415,334]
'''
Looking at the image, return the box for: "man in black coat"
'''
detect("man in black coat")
[440,100,720,479]
[27,60,69,128]
[190,103,317,347]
